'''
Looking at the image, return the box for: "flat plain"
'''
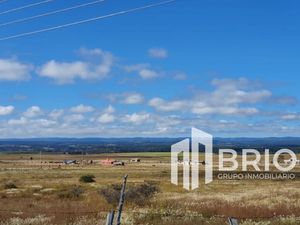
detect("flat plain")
[0,152,300,225]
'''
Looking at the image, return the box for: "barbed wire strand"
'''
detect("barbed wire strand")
[0,0,54,16]
[0,0,176,41]
[0,0,105,28]
[0,208,296,220]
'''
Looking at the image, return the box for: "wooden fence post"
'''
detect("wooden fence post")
[228,217,239,225]
[115,175,128,225]
[105,210,114,225]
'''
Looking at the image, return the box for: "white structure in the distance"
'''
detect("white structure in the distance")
[176,160,206,165]
[284,158,300,165]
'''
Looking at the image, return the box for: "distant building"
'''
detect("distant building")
[63,160,78,165]
[130,158,141,163]
[284,158,300,165]
[101,158,115,165]
[113,161,125,166]
[101,158,125,166]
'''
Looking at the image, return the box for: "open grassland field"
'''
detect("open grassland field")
[0,153,300,225]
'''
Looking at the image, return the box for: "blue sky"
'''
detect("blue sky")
[0,0,299,137]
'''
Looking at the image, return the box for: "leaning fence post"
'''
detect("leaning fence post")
[105,210,114,225]
[115,175,128,225]
[228,217,239,225]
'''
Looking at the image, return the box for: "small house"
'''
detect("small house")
[101,158,115,165]
[130,158,141,163]
[113,161,125,166]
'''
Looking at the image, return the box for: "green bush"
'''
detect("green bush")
[79,174,95,183]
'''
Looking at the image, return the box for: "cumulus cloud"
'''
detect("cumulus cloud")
[106,92,144,105]
[70,104,94,113]
[281,114,300,120]
[8,117,28,125]
[124,64,160,80]
[38,48,114,84]
[138,69,159,79]
[122,93,144,104]
[148,98,187,112]
[97,113,115,123]
[148,48,168,59]
[64,114,84,123]
[209,78,271,105]
[0,72,299,137]
[122,112,150,124]
[173,73,187,80]
[23,106,43,118]
[7,117,56,128]
[124,64,149,72]
[103,105,115,114]
[191,105,259,115]
[0,59,32,81]
[97,105,116,123]
[0,105,14,116]
[48,109,64,120]
[148,77,271,116]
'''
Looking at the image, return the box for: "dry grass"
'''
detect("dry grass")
[0,153,300,225]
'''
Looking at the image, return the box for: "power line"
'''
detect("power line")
[0,0,176,41]
[0,0,53,16]
[0,0,105,28]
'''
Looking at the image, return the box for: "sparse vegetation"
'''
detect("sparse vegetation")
[57,185,84,199]
[0,152,299,225]
[99,181,159,206]
[98,183,121,206]
[3,180,17,189]
[79,174,95,183]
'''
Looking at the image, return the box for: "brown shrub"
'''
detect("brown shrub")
[57,186,84,199]
[3,181,17,189]
[99,182,159,206]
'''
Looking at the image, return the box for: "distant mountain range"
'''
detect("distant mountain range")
[0,137,300,153]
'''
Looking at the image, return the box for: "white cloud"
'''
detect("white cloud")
[106,92,144,105]
[64,114,84,123]
[97,113,115,123]
[124,64,149,72]
[34,119,57,127]
[173,73,187,80]
[281,114,300,120]
[8,117,28,125]
[148,98,187,112]
[97,105,116,123]
[23,106,43,118]
[0,59,32,81]
[48,109,64,120]
[7,117,56,128]
[148,48,168,59]
[0,105,14,116]
[124,64,160,80]
[191,105,259,115]
[209,78,271,105]
[70,104,94,113]
[148,78,271,116]
[139,69,159,79]
[122,113,150,124]
[103,105,115,114]
[149,97,260,116]
[38,48,114,84]
[122,93,144,104]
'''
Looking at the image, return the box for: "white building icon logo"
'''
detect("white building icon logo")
[171,128,213,190]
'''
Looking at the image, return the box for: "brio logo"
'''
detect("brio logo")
[171,128,299,190]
